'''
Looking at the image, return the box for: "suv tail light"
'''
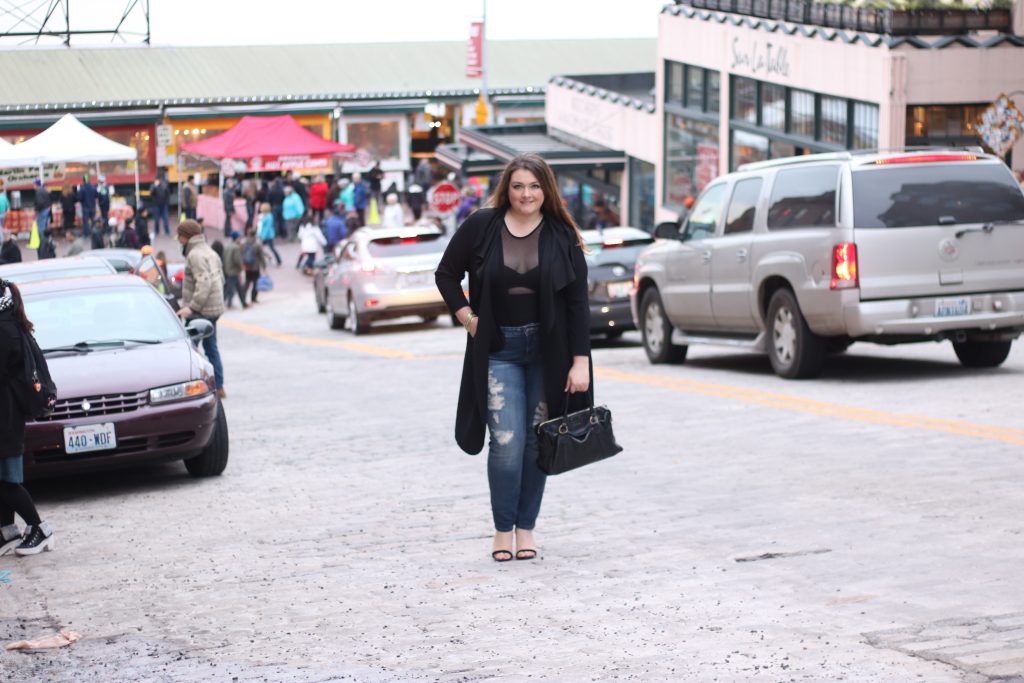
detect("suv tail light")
[830,243,858,290]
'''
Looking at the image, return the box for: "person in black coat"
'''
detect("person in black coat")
[0,280,54,556]
[435,153,591,563]
[0,232,21,265]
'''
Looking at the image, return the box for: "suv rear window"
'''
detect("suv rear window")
[767,165,838,230]
[366,233,443,257]
[852,163,1024,228]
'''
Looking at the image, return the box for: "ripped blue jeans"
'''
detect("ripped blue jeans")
[487,323,548,532]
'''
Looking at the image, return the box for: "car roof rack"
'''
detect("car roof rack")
[738,145,991,172]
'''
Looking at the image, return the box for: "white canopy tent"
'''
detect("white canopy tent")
[0,113,140,207]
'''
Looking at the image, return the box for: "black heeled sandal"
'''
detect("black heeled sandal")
[492,549,514,562]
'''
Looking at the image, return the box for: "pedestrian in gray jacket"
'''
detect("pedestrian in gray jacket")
[176,220,227,397]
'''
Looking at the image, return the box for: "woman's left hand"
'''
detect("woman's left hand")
[564,357,590,394]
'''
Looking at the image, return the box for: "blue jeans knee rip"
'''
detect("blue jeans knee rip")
[486,324,547,531]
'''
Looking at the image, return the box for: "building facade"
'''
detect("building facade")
[655,2,1024,222]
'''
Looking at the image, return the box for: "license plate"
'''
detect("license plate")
[606,280,633,299]
[399,271,432,287]
[935,297,970,317]
[64,423,117,455]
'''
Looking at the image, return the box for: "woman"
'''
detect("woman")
[242,228,267,304]
[309,174,329,225]
[0,279,54,556]
[435,153,591,562]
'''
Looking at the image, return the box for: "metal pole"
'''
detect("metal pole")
[481,0,490,125]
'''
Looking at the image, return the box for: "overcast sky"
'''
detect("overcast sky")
[2,0,669,47]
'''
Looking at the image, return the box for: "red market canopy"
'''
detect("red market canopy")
[180,115,354,172]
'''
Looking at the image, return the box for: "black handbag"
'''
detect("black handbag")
[535,391,622,475]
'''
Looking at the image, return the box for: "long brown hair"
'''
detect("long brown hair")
[0,280,34,334]
[485,153,586,249]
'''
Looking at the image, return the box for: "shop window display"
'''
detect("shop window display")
[664,113,719,211]
[762,84,786,131]
[346,121,402,162]
[629,158,656,232]
[731,130,768,170]
[820,96,848,146]
[790,90,815,138]
[733,77,758,125]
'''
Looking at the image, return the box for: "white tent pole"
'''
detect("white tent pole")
[133,162,141,217]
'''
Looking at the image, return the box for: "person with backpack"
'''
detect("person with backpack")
[241,228,266,305]
[223,231,246,309]
[0,279,56,556]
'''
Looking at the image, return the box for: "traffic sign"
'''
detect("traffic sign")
[430,182,461,213]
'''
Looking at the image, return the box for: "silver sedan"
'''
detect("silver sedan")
[323,225,451,335]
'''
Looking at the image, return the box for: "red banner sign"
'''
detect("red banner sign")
[245,155,331,173]
[466,22,483,79]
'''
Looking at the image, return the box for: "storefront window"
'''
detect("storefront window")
[731,130,768,170]
[820,96,847,146]
[790,90,815,138]
[686,66,704,112]
[707,71,721,115]
[628,157,655,232]
[762,84,786,131]
[733,77,758,125]
[347,121,402,162]
[852,102,879,150]
[666,62,684,106]
[906,104,988,141]
[664,113,719,210]
[769,140,797,160]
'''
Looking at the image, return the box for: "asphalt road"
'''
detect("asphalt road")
[3,236,1024,682]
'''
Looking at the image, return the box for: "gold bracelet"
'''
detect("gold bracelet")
[463,313,477,330]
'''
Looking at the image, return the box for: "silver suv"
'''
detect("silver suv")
[631,150,1024,378]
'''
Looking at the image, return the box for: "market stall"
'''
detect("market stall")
[180,115,355,228]
[0,114,141,224]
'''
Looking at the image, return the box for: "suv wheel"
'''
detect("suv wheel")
[766,289,824,379]
[325,294,345,330]
[953,340,1012,368]
[346,296,369,335]
[640,288,687,364]
[184,401,229,477]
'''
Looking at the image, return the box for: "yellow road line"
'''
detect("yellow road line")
[219,319,416,359]
[221,318,1022,445]
[595,366,1024,446]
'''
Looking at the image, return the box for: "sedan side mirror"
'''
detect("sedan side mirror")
[653,221,681,240]
[186,318,215,343]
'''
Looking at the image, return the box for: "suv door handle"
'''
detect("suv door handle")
[701,250,712,264]
[736,248,748,262]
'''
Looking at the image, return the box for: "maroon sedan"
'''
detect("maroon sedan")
[20,275,228,480]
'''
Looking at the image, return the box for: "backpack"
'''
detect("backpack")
[242,241,257,267]
[16,330,57,419]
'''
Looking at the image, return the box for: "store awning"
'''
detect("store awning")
[434,143,506,174]
[456,123,626,170]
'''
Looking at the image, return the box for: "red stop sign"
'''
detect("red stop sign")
[430,182,461,213]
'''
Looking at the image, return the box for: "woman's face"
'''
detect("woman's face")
[507,169,543,218]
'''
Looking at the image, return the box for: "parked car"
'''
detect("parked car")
[312,252,337,313]
[632,149,1024,378]
[81,247,144,273]
[582,227,654,338]
[323,225,449,334]
[20,275,228,479]
[0,256,116,283]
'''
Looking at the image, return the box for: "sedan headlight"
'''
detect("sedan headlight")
[150,380,211,404]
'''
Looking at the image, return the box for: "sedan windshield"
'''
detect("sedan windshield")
[25,286,184,351]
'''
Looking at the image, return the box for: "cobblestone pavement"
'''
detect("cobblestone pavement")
[3,237,1024,681]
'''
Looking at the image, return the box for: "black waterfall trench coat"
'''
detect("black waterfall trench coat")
[435,207,592,455]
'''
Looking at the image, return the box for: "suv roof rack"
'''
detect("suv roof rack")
[738,145,991,172]
[738,152,852,172]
